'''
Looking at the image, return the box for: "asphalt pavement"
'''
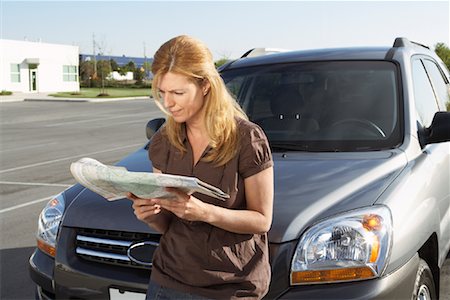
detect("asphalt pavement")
[0,99,163,299]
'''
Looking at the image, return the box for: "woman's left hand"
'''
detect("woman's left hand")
[154,188,208,222]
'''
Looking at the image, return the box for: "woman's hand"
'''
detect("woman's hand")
[127,192,171,233]
[127,192,161,222]
[153,188,208,222]
[129,166,273,235]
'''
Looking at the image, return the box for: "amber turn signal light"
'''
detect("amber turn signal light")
[291,266,375,284]
[37,239,56,257]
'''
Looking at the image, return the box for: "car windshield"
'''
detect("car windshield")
[222,61,402,152]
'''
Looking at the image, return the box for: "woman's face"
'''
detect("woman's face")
[157,72,208,124]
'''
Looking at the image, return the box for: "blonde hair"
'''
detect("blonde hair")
[151,35,248,166]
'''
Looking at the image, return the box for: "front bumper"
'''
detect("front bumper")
[268,253,419,299]
[29,247,149,299]
[29,249,56,299]
[30,231,419,300]
[29,227,151,299]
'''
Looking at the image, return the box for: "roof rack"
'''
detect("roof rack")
[411,41,430,49]
[393,37,429,49]
[240,47,289,58]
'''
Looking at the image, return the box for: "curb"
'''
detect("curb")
[1,96,150,103]
[0,98,25,103]
[24,98,90,103]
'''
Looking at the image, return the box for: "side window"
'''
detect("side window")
[422,59,450,111]
[411,59,440,127]
[225,76,245,99]
[248,74,280,120]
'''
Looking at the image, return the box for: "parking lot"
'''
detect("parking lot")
[0,99,163,299]
[0,99,449,299]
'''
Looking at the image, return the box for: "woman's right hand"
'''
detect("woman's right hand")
[127,192,162,224]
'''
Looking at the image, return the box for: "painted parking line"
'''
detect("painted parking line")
[0,143,143,174]
[0,181,72,187]
[94,119,150,129]
[0,142,58,153]
[0,196,53,214]
[45,112,150,127]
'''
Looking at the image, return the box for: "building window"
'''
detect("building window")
[10,64,20,82]
[63,65,78,82]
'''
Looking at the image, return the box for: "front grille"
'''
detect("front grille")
[75,228,160,270]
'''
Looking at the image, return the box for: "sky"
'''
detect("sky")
[1,1,449,60]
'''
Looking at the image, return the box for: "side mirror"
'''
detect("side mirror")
[424,112,450,145]
[146,118,166,140]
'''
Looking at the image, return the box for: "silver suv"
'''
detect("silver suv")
[30,37,450,299]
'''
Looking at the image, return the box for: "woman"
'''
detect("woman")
[128,35,274,299]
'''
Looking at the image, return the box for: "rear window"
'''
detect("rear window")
[222,61,402,152]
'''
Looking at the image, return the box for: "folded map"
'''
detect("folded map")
[70,157,229,201]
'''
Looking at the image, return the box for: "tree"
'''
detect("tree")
[435,42,450,70]
[79,60,95,87]
[143,61,152,71]
[96,60,112,94]
[123,61,136,73]
[434,43,450,111]
[215,58,229,68]
[110,59,119,72]
[143,61,152,79]
[134,67,145,85]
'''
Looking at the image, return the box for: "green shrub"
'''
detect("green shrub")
[0,90,13,95]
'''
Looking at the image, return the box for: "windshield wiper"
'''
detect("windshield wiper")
[270,142,315,152]
[270,142,370,152]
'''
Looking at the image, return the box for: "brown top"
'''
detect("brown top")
[149,118,273,299]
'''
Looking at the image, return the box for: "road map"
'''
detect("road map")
[70,157,229,201]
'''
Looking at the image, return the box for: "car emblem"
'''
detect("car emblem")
[127,241,159,266]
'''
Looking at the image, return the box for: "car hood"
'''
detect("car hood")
[269,150,406,242]
[62,146,156,233]
[62,146,407,242]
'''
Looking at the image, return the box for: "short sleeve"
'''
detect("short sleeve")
[149,128,168,172]
[238,121,273,179]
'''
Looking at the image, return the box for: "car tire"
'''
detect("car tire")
[412,258,437,300]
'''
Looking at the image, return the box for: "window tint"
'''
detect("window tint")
[222,61,401,152]
[422,59,450,111]
[412,59,440,127]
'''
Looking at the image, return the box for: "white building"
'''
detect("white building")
[0,39,80,93]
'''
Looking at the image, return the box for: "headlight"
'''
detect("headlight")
[291,205,392,285]
[37,193,65,257]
